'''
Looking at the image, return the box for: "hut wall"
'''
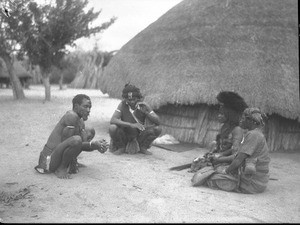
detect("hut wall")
[157,104,300,152]
[156,103,220,147]
[265,114,300,152]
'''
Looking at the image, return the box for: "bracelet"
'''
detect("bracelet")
[146,110,153,114]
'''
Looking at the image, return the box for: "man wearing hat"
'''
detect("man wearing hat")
[108,83,162,155]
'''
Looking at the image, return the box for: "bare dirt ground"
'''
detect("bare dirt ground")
[0,85,300,223]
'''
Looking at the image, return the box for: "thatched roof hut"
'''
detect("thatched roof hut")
[69,50,117,89]
[99,0,299,152]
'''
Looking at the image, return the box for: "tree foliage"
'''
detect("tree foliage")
[21,0,116,73]
[0,0,32,58]
[0,0,32,99]
[2,0,116,100]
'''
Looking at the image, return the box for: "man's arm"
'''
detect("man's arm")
[61,112,80,141]
[110,103,145,130]
[110,110,132,128]
[81,139,109,153]
[213,154,235,164]
[218,148,233,157]
[145,111,160,125]
[78,119,88,142]
[231,126,244,153]
[137,102,160,125]
[225,152,248,174]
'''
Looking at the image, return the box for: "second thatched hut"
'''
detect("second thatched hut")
[0,58,32,88]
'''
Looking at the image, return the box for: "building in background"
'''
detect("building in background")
[99,0,299,152]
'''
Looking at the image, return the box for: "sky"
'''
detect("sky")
[73,0,182,52]
[32,0,182,52]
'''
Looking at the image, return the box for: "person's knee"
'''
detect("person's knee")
[109,124,118,137]
[153,126,162,137]
[70,135,82,147]
[86,127,95,141]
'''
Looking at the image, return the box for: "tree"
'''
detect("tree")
[0,0,33,99]
[9,0,116,101]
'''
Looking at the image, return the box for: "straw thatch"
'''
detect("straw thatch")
[69,50,117,89]
[99,0,299,151]
[100,0,299,120]
[68,52,103,89]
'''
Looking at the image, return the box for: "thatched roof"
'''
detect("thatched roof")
[100,0,299,121]
[0,58,32,78]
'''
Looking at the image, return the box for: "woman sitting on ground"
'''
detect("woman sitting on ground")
[204,108,270,194]
[190,91,247,172]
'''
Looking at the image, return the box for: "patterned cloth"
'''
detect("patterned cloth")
[35,145,53,173]
[206,128,270,194]
[243,108,266,126]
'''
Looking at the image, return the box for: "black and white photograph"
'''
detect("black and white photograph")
[0,0,299,223]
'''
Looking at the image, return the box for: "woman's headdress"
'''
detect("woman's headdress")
[243,108,267,126]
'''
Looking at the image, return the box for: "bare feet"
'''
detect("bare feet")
[112,148,125,155]
[55,167,71,179]
[68,165,79,174]
[139,148,152,155]
[77,162,86,168]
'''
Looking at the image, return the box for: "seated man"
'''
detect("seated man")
[34,94,109,179]
[109,83,162,155]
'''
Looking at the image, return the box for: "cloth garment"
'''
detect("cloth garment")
[35,144,53,174]
[205,129,270,194]
[110,100,160,152]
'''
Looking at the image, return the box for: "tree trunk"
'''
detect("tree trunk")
[2,54,25,100]
[59,72,63,90]
[42,74,51,101]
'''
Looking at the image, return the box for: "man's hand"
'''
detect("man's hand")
[136,102,151,114]
[131,122,145,131]
[212,153,221,160]
[205,152,214,160]
[93,139,109,153]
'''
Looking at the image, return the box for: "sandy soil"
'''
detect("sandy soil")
[0,85,300,223]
